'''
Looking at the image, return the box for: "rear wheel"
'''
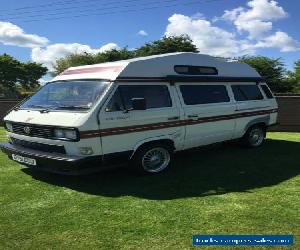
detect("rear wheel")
[132,143,173,174]
[241,125,265,147]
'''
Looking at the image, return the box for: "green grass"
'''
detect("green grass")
[0,127,299,249]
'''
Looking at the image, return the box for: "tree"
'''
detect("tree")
[294,60,300,83]
[0,54,21,91]
[53,48,134,76]
[52,35,198,75]
[135,35,198,57]
[238,56,294,93]
[19,62,48,90]
[0,53,47,97]
[287,60,300,93]
[94,48,134,63]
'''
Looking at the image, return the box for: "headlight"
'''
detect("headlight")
[54,128,78,141]
[5,122,13,132]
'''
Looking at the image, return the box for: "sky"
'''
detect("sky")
[0,0,300,79]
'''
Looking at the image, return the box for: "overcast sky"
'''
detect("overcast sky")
[0,0,299,75]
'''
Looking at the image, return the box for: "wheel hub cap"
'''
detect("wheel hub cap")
[249,128,264,146]
[142,147,170,173]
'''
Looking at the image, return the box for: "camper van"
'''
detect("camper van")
[0,53,278,174]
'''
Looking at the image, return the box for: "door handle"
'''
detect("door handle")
[168,116,179,121]
[187,114,198,119]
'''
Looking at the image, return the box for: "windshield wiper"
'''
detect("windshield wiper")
[28,105,54,113]
[54,105,90,110]
[29,105,48,109]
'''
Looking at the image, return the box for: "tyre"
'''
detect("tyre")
[131,143,173,174]
[241,125,265,148]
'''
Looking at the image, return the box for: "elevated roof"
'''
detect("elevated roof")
[52,52,261,82]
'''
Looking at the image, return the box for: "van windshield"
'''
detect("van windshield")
[20,80,109,111]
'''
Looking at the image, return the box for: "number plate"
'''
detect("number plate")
[12,154,36,166]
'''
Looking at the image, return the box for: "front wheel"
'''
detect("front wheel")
[131,143,173,174]
[241,125,265,148]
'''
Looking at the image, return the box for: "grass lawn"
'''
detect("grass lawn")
[0,127,299,249]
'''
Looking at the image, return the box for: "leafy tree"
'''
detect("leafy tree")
[19,62,48,90]
[135,35,198,57]
[294,60,300,83]
[286,60,300,93]
[0,54,21,90]
[94,48,134,63]
[52,35,198,75]
[0,53,47,97]
[53,48,134,76]
[238,56,294,93]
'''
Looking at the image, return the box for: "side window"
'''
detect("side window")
[120,85,172,109]
[260,84,274,99]
[105,88,124,112]
[232,85,264,101]
[105,85,172,112]
[179,85,230,105]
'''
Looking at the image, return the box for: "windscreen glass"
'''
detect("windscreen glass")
[20,80,109,111]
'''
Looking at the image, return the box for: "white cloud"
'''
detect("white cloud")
[219,0,299,52]
[165,14,254,57]
[0,21,49,48]
[31,42,119,71]
[255,31,300,52]
[191,12,205,20]
[97,42,119,52]
[137,30,148,36]
[222,0,287,39]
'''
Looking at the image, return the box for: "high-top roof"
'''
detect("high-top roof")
[52,52,261,82]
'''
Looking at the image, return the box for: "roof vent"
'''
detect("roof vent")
[174,65,218,75]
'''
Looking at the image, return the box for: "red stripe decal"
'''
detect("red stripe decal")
[80,108,278,139]
[61,66,124,75]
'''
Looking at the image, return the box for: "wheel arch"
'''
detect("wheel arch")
[244,116,269,136]
[130,138,175,159]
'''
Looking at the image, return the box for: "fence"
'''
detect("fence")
[0,97,300,132]
[271,96,300,132]
[0,100,20,126]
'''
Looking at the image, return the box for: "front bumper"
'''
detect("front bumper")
[0,142,102,175]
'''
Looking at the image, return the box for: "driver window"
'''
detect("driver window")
[105,85,172,112]
[105,88,123,112]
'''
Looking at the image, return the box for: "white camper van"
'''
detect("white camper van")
[0,53,278,174]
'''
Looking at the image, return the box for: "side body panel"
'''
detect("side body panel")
[98,83,184,156]
[231,83,278,139]
[175,83,236,149]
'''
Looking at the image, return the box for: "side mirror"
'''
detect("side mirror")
[131,98,146,110]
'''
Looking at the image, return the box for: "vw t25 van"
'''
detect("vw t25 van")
[0,53,278,174]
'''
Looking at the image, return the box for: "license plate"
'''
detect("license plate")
[12,154,36,166]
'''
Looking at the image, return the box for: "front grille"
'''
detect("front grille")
[11,137,66,154]
[11,123,54,139]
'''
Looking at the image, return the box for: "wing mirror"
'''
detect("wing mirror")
[131,98,146,110]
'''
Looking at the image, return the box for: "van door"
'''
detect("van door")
[230,83,274,138]
[98,83,183,161]
[176,83,236,149]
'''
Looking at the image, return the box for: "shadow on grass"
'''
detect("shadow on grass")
[22,139,300,200]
